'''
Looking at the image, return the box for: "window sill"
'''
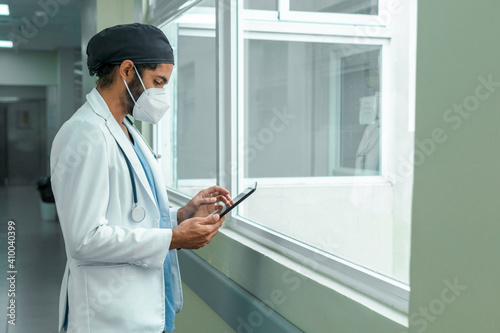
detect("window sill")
[170,194,408,332]
[220,226,408,327]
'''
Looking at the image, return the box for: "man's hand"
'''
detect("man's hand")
[169,214,225,250]
[177,186,233,224]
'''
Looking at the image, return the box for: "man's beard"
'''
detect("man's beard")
[121,74,144,116]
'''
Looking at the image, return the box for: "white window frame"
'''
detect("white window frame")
[237,30,391,188]
[279,0,391,26]
[154,0,413,315]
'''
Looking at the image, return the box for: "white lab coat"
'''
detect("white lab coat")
[50,88,183,333]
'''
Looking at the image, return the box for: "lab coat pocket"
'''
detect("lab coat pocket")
[81,263,165,332]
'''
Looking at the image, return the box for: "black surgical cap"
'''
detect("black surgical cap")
[86,23,174,76]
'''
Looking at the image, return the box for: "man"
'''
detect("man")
[51,23,231,333]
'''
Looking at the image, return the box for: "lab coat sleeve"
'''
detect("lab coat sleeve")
[169,207,180,228]
[50,120,171,270]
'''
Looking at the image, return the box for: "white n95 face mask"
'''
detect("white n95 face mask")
[123,65,169,124]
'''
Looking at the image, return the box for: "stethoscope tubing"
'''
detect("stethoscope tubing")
[114,118,154,222]
[116,144,138,205]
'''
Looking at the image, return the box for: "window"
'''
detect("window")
[243,40,381,178]
[155,0,415,312]
[157,0,216,196]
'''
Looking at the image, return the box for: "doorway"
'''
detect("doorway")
[0,100,47,186]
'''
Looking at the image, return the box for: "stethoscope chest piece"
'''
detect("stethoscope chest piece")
[131,205,146,222]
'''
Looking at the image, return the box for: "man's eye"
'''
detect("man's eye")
[154,81,161,85]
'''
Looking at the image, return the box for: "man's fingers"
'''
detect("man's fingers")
[208,227,221,241]
[193,187,231,211]
[216,195,230,206]
[199,214,220,225]
[223,194,234,205]
[212,186,230,195]
[175,212,227,249]
[209,215,224,231]
[200,197,217,204]
[208,217,224,236]
[203,186,230,197]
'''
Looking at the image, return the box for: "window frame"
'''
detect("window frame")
[237,31,391,186]
[279,0,391,25]
[154,0,413,315]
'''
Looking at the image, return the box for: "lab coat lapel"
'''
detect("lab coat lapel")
[86,89,156,206]
[107,118,157,206]
[125,121,171,222]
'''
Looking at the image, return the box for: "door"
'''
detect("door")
[0,105,7,185]
[6,101,47,186]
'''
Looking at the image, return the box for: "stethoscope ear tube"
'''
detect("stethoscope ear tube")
[117,144,138,204]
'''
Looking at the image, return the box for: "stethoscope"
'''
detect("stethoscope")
[116,116,160,223]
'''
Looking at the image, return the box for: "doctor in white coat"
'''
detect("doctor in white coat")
[51,23,231,333]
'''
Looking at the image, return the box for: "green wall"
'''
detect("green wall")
[409,0,500,332]
[176,282,235,333]
[188,231,406,333]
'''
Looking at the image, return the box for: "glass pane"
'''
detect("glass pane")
[243,40,381,178]
[159,1,216,196]
[177,36,216,184]
[239,39,409,282]
[290,0,378,15]
[244,0,278,11]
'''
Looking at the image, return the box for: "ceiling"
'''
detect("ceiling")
[0,0,81,51]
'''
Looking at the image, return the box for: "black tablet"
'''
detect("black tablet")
[210,182,257,218]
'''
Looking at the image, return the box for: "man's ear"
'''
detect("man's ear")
[118,60,135,84]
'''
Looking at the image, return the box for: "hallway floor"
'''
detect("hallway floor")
[0,186,66,333]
